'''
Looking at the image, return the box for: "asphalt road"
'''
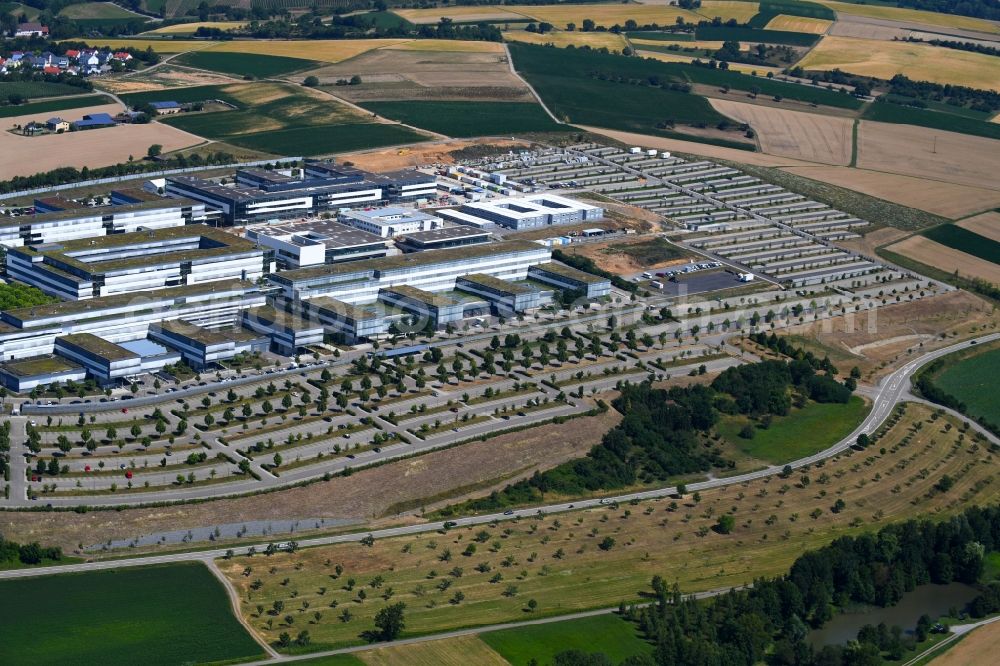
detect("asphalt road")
[1,333,992,582]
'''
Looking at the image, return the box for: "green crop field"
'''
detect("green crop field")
[694,25,820,46]
[0,562,264,666]
[934,348,1000,427]
[120,84,244,108]
[748,0,835,27]
[0,94,113,118]
[175,50,321,77]
[224,123,428,156]
[717,395,869,464]
[281,655,364,665]
[0,81,91,99]
[360,101,567,137]
[481,614,653,665]
[627,31,695,41]
[862,100,1000,141]
[923,225,1000,264]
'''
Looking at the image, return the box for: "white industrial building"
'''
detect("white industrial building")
[445,194,604,230]
[245,219,393,268]
[340,207,445,238]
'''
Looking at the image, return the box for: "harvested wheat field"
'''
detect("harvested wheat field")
[930,622,1000,666]
[70,38,213,54]
[765,15,833,33]
[813,0,1000,34]
[359,635,509,666]
[710,99,852,165]
[518,4,703,27]
[97,66,238,94]
[957,211,1000,243]
[857,120,1000,190]
[631,38,731,50]
[696,1,761,23]
[837,226,908,257]
[798,36,1000,90]
[203,39,409,63]
[394,6,526,24]
[887,235,1000,283]
[781,166,1000,218]
[307,49,532,103]
[382,39,504,53]
[828,18,909,41]
[0,104,204,179]
[504,29,628,50]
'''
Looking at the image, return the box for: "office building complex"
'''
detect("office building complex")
[443,194,604,230]
[245,219,393,269]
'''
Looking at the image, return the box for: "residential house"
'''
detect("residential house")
[150,101,181,115]
[46,117,69,132]
[14,23,48,38]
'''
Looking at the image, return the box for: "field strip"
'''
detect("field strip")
[202,39,412,64]
[764,15,833,34]
[956,211,1000,243]
[812,0,1000,35]
[204,559,280,659]
[885,236,1000,284]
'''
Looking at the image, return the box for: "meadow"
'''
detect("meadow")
[0,562,263,665]
[922,225,1000,265]
[716,394,869,464]
[174,51,321,78]
[0,81,91,99]
[223,123,428,157]
[934,348,1000,427]
[71,38,212,54]
[481,614,652,665]
[862,102,1000,141]
[59,2,141,19]
[360,101,566,138]
[219,402,1000,650]
[0,94,113,118]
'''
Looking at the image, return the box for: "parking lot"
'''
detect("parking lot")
[653,270,746,297]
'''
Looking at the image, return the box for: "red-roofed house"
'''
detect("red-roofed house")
[65,49,80,59]
[113,52,133,61]
[42,65,60,75]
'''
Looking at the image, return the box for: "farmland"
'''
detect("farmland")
[0,81,91,99]
[223,123,428,157]
[694,25,822,46]
[360,635,507,665]
[883,236,1000,285]
[717,394,869,464]
[360,101,566,138]
[174,51,321,78]
[0,93,113,118]
[764,14,833,33]
[861,101,1000,142]
[518,4,703,27]
[931,621,1000,666]
[695,1,761,23]
[957,212,1000,243]
[503,29,628,50]
[812,0,1000,35]
[201,38,409,63]
[709,99,853,165]
[219,402,1000,650]
[923,225,1000,265]
[933,347,1000,427]
[798,36,1000,91]
[147,20,248,34]
[59,1,143,20]
[71,38,212,54]
[0,562,263,666]
[481,614,652,665]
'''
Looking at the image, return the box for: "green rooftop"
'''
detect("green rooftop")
[382,285,458,308]
[458,273,533,295]
[306,296,379,322]
[0,354,82,377]
[156,319,261,347]
[58,333,137,362]
[530,262,608,285]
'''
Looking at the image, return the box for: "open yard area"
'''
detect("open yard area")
[0,102,203,179]
[306,47,532,103]
[361,101,564,137]
[710,99,853,165]
[217,401,1000,651]
[856,121,1000,192]
[717,395,869,464]
[0,562,263,665]
[0,405,619,554]
[778,165,1000,219]
[884,236,1000,285]
[798,36,1000,91]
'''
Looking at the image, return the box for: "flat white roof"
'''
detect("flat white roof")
[342,207,440,226]
[437,209,494,228]
[462,194,600,220]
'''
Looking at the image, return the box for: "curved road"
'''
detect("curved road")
[1,333,994,582]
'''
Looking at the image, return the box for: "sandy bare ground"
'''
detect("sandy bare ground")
[930,622,1000,666]
[857,120,1000,191]
[957,211,1000,242]
[0,406,619,554]
[887,235,1000,283]
[341,138,528,171]
[578,126,818,167]
[0,104,205,179]
[307,49,532,103]
[710,99,853,165]
[780,166,1000,219]
[98,67,239,94]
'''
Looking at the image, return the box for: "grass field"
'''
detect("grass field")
[765,14,833,33]
[59,1,140,19]
[174,51,321,77]
[222,123,428,156]
[503,29,628,50]
[0,562,263,665]
[360,101,566,137]
[69,38,214,54]
[219,402,999,651]
[696,0,761,23]
[717,394,868,464]
[481,614,652,665]
[361,635,508,665]
[934,347,1000,426]
[604,237,690,266]
[813,0,1000,34]
[147,20,248,34]
[693,24,823,45]
[799,36,1000,91]
[0,81,90,99]
[922,225,1000,265]
[0,94,112,118]
[862,101,1000,141]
